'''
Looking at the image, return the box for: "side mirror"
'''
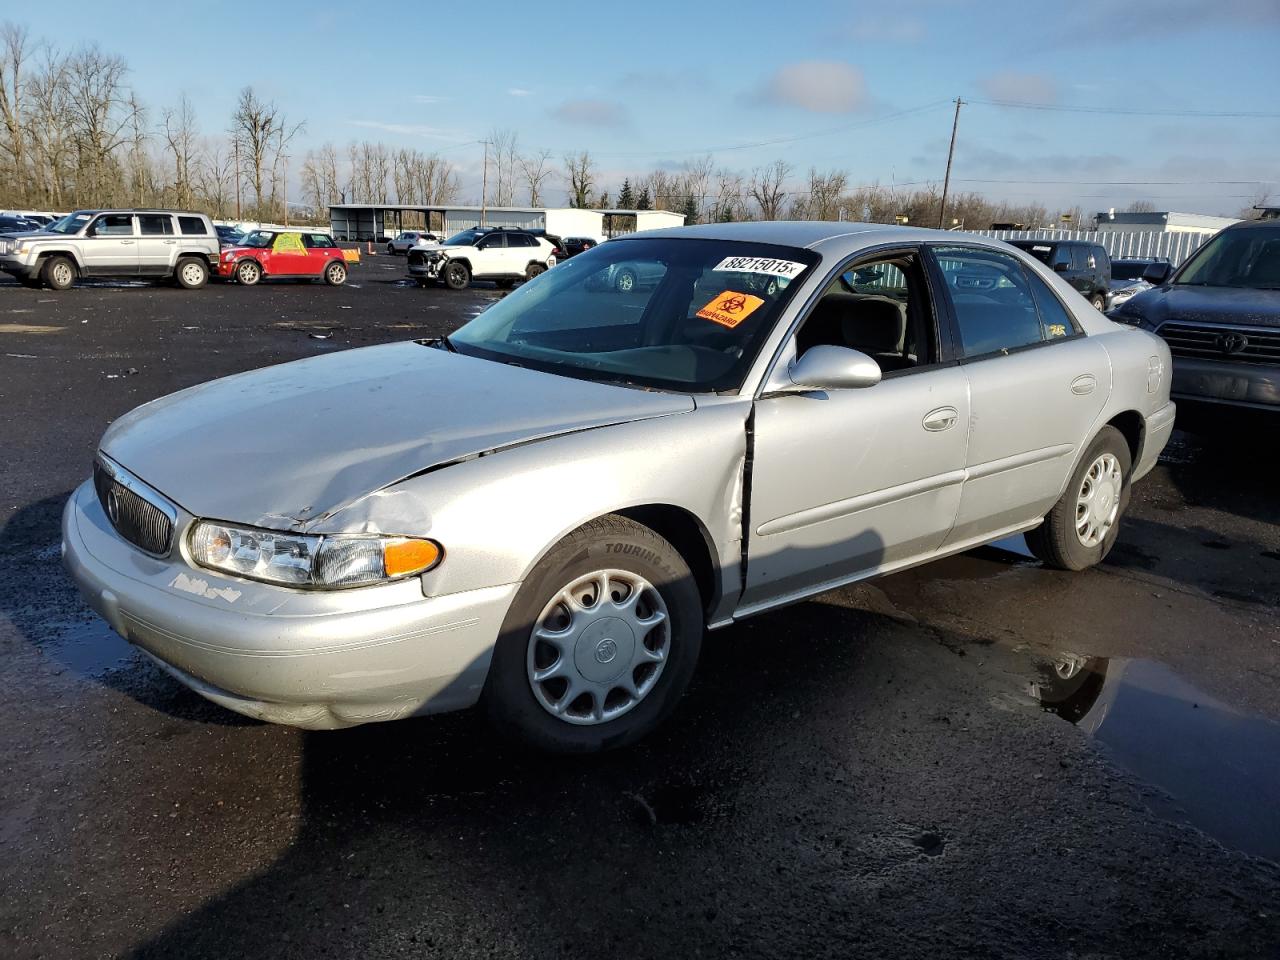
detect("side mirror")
[1142,262,1172,284]
[788,345,882,391]
[1052,259,1070,273]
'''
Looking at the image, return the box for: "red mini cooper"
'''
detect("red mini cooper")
[218,230,350,285]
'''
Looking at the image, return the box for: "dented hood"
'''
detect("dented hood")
[100,341,693,528]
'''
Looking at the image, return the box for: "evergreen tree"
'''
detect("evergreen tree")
[617,178,636,209]
[681,193,699,225]
[636,186,652,210]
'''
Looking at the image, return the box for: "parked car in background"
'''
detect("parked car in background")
[407,227,557,289]
[386,231,440,255]
[1106,257,1165,310]
[0,215,37,234]
[64,221,1174,751]
[0,209,219,289]
[1008,239,1111,310]
[215,225,246,247]
[1109,219,1280,416]
[218,230,350,286]
[563,236,598,258]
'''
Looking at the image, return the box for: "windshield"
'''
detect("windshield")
[450,237,818,392]
[240,230,275,248]
[444,229,489,246]
[1175,229,1280,289]
[46,212,93,235]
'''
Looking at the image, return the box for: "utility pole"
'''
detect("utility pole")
[234,139,242,221]
[283,156,289,227]
[938,97,963,230]
[480,140,490,226]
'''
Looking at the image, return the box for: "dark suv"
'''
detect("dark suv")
[1109,219,1280,416]
[1008,239,1111,311]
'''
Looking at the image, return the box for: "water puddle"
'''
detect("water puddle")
[43,618,137,678]
[1030,655,1280,862]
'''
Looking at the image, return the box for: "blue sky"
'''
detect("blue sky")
[16,0,1280,215]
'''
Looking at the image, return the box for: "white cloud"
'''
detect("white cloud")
[977,71,1059,106]
[348,120,471,142]
[757,62,868,114]
[508,88,533,97]
[411,95,450,104]
[550,98,629,127]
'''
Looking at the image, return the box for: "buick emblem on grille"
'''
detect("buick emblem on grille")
[1216,332,1249,355]
[105,488,120,524]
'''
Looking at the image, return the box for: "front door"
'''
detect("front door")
[82,214,138,276]
[927,244,1112,546]
[268,232,310,276]
[741,248,969,613]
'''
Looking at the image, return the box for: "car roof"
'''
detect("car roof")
[1222,218,1280,235]
[616,219,1050,253]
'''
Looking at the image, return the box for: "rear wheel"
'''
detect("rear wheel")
[483,515,702,753]
[443,261,470,290]
[324,261,347,286]
[615,267,637,293]
[236,260,262,286]
[42,255,75,291]
[1026,425,1132,571]
[1090,293,1106,311]
[386,243,396,255]
[525,263,547,281]
[175,257,208,290]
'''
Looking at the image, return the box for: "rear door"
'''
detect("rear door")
[82,214,139,276]
[928,244,1111,546]
[136,214,177,275]
[742,246,970,612]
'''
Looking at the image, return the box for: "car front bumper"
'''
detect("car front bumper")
[0,254,36,278]
[1170,356,1279,411]
[62,481,518,729]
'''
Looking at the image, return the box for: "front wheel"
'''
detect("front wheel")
[1090,293,1106,311]
[324,261,347,286]
[482,515,703,753]
[442,261,470,290]
[43,255,76,291]
[614,267,637,293]
[1026,425,1132,571]
[236,260,262,286]
[386,243,396,255]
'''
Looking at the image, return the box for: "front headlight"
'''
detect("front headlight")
[189,521,441,589]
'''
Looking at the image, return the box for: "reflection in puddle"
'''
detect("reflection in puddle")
[1032,656,1280,862]
[44,619,137,678]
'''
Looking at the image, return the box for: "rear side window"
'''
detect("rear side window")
[178,216,209,236]
[1093,246,1110,269]
[138,215,174,236]
[510,233,535,247]
[303,233,337,249]
[932,246,1046,358]
[1071,246,1091,270]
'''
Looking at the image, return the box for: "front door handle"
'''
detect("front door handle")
[1070,374,1096,396]
[163,239,177,245]
[923,406,959,432]
[119,240,135,245]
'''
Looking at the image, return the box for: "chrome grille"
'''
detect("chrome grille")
[1157,322,1280,366]
[93,460,174,556]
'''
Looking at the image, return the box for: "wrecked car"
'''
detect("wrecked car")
[63,222,1175,752]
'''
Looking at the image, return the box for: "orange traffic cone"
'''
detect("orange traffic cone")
[367,240,373,255]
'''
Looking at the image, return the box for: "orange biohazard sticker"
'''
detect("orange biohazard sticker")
[696,290,764,329]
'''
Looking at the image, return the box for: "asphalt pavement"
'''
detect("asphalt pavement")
[1,256,1278,959]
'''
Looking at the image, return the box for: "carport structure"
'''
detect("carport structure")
[329,204,684,242]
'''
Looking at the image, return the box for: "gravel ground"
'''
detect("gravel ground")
[1,259,1277,959]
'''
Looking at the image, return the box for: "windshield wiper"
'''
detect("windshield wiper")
[438,334,457,352]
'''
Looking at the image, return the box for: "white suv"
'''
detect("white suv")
[406,228,557,289]
[386,230,440,255]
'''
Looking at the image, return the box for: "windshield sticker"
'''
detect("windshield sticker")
[697,290,765,329]
[713,256,807,279]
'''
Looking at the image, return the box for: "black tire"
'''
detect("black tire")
[525,263,546,281]
[236,259,262,286]
[42,255,75,291]
[483,515,703,753]
[443,261,470,290]
[324,260,347,286]
[386,243,396,255]
[1090,293,1106,311]
[175,257,209,290]
[1026,425,1132,571]
[614,266,638,293]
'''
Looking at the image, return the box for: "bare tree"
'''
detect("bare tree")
[230,86,300,217]
[518,148,553,206]
[196,138,235,217]
[162,94,200,208]
[791,167,848,220]
[64,45,139,205]
[680,154,715,222]
[563,150,595,208]
[749,159,790,220]
[1125,200,1156,213]
[489,127,519,206]
[0,23,32,203]
[711,168,748,222]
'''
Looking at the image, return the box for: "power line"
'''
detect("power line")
[968,98,1280,120]
[593,100,952,159]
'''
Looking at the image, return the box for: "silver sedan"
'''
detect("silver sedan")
[63,222,1175,751]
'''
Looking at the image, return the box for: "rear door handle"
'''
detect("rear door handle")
[1070,374,1096,396]
[923,406,959,432]
[163,239,177,245]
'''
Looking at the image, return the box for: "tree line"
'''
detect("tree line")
[1,19,1123,230]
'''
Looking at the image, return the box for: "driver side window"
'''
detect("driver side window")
[89,214,135,237]
[794,251,937,375]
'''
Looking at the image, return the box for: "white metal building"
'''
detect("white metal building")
[1094,210,1239,236]
[329,204,684,242]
